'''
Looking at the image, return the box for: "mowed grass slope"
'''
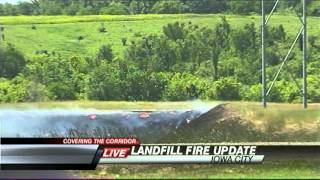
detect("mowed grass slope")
[2,14,320,57]
[78,160,320,179]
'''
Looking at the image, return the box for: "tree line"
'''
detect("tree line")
[1,17,320,103]
[0,0,319,16]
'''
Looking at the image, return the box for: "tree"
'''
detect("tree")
[63,2,80,15]
[85,61,125,100]
[24,55,79,100]
[163,22,187,41]
[17,2,35,15]
[210,16,231,80]
[97,44,113,62]
[185,0,228,13]
[229,1,259,14]
[100,2,129,15]
[307,1,320,16]
[151,0,186,14]
[38,0,62,15]
[129,0,146,14]
[0,45,26,79]
[1,3,19,15]
[232,23,257,56]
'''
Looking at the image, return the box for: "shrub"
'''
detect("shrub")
[96,44,113,62]
[84,62,125,101]
[241,84,261,102]
[0,77,47,103]
[163,73,209,101]
[213,77,242,100]
[78,35,84,42]
[308,75,320,103]
[121,37,127,46]
[98,23,107,33]
[47,81,76,100]
[98,27,107,33]
[25,80,48,102]
[277,80,301,103]
[0,44,26,79]
[242,81,301,103]
[125,71,170,101]
[24,55,79,101]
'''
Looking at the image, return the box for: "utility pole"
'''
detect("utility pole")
[302,0,308,108]
[261,0,267,108]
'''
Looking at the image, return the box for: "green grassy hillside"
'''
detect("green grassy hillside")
[2,14,320,57]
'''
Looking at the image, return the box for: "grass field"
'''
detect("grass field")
[2,14,320,57]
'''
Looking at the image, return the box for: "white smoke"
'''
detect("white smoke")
[0,101,217,138]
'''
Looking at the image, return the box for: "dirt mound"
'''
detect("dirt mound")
[158,104,261,143]
[159,103,320,143]
[190,104,236,123]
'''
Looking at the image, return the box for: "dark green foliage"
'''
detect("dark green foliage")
[98,23,107,33]
[213,77,242,100]
[78,35,84,42]
[84,61,125,100]
[35,49,49,55]
[96,44,113,62]
[100,2,129,15]
[164,73,209,101]
[0,45,26,79]
[24,55,79,100]
[0,76,48,102]
[307,1,320,16]
[98,27,107,33]
[307,75,320,102]
[210,16,231,80]
[1,0,316,16]
[0,77,28,103]
[0,13,319,103]
[185,0,228,13]
[228,1,260,14]
[151,0,186,14]
[125,70,169,101]
[47,81,76,100]
[232,23,257,56]
[163,22,187,41]
[270,25,287,43]
[121,37,127,46]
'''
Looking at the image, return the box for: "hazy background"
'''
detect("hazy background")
[0,0,28,4]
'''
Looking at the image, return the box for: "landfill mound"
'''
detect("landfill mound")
[1,108,206,142]
[158,104,261,143]
[158,104,320,143]
[3,104,317,143]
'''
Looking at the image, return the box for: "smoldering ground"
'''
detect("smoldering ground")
[0,104,214,142]
[0,104,214,178]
